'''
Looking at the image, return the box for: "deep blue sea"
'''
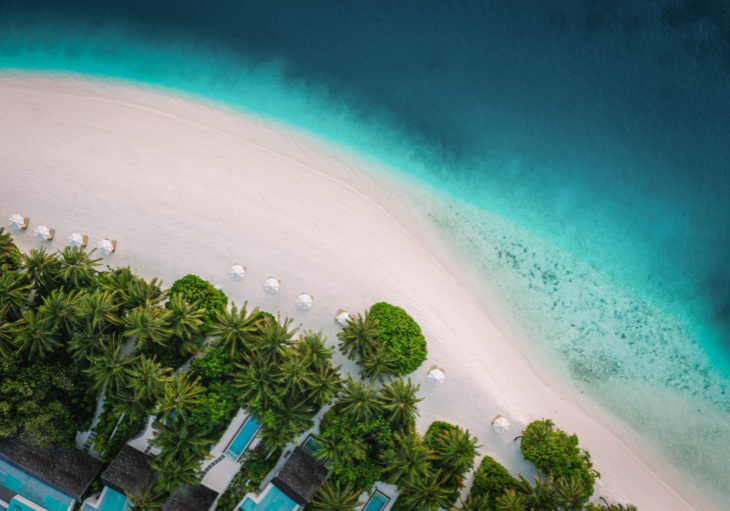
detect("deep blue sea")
[2,0,730,502]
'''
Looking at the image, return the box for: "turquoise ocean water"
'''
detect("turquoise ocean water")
[1,0,730,503]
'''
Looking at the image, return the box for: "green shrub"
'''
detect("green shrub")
[470,456,517,509]
[368,302,427,376]
[519,419,598,505]
[168,275,227,331]
[190,347,235,387]
[91,403,148,463]
[424,420,458,450]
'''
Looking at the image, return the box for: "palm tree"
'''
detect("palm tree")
[335,378,380,422]
[0,270,32,319]
[313,428,361,468]
[69,328,117,362]
[359,342,398,382]
[0,308,18,357]
[113,387,157,421]
[554,475,589,511]
[337,311,383,361]
[126,483,167,511]
[512,473,558,511]
[296,330,334,370]
[11,309,62,358]
[235,358,282,411]
[381,432,432,489]
[128,354,173,402]
[77,290,120,333]
[378,378,423,429]
[149,416,212,464]
[0,227,21,268]
[452,493,491,511]
[210,302,261,360]
[21,247,59,295]
[278,352,309,396]
[310,480,364,511]
[157,371,205,418]
[253,313,297,363]
[303,362,344,409]
[598,498,638,511]
[85,342,137,397]
[119,275,166,310]
[39,288,81,336]
[150,451,203,494]
[123,304,173,349]
[398,471,452,511]
[165,293,203,343]
[436,427,481,475]
[495,489,526,511]
[514,418,555,446]
[56,246,101,289]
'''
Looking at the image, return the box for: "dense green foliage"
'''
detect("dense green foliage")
[469,456,517,509]
[518,419,598,506]
[91,402,149,463]
[215,444,282,511]
[0,353,95,449]
[168,274,227,331]
[368,302,427,376]
[338,303,427,380]
[188,347,239,440]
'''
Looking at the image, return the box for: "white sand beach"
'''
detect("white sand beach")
[0,75,710,510]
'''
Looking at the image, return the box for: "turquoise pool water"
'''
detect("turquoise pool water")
[300,436,321,458]
[96,488,128,511]
[225,416,261,461]
[0,460,73,511]
[240,486,298,511]
[363,492,389,511]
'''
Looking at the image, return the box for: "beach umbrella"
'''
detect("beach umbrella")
[335,310,351,326]
[427,368,446,386]
[297,293,313,311]
[98,238,115,255]
[492,416,510,433]
[68,233,85,248]
[229,264,246,281]
[34,225,52,241]
[8,214,25,230]
[264,277,280,295]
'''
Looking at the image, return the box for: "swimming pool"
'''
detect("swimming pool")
[362,491,389,511]
[0,460,73,511]
[240,485,298,511]
[225,416,261,461]
[300,435,321,457]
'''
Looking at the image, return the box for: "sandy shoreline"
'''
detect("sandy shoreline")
[0,75,708,510]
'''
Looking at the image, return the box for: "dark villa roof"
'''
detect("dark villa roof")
[162,483,218,511]
[102,445,156,499]
[272,446,328,506]
[0,437,104,501]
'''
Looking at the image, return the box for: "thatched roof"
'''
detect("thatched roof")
[102,445,156,499]
[271,446,328,506]
[162,483,218,511]
[0,437,104,501]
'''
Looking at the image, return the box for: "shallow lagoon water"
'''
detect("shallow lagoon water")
[2,0,730,503]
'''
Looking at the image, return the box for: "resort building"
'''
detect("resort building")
[238,447,327,511]
[0,438,103,511]
[82,445,218,511]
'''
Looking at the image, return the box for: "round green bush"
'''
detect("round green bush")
[470,455,517,509]
[168,274,227,330]
[368,302,427,376]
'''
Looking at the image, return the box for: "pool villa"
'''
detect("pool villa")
[0,437,103,511]
[237,447,327,511]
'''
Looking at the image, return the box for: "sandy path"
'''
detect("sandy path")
[0,75,706,510]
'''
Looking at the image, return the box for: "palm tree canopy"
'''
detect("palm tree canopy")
[381,432,432,489]
[310,480,364,511]
[21,247,60,294]
[85,342,138,397]
[165,293,203,342]
[210,301,261,361]
[39,288,81,336]
[436,427,481,475]
[253,313,297,363]
[378,377,423,429]
[56,246,101,289]
[123,304,173,349]
[337,311,383,361]
[12,309,62,358]
[157,371,205,418]
[335,378,380,422]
